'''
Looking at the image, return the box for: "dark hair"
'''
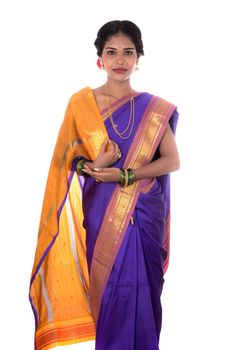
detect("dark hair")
[94,20,144,58]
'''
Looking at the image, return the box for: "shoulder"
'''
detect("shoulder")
[147,92,176,107]
[140,92,177,113]
[69,86,92,103]
[66,87,98,114]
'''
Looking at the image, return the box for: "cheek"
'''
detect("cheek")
[128,55,137,64]
[129,58,137,69]
[103,57,113,69]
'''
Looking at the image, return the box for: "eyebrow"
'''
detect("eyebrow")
[104,47,135,50]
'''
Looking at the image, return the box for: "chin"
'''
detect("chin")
[109,74,132,82]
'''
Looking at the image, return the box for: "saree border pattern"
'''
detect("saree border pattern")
[89,96,176,322]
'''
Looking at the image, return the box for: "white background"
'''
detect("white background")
[0,0,233,349]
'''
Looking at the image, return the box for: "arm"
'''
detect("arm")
[82,125,180,183]
[133,125,180,180]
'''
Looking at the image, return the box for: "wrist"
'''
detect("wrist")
[132,168,138,181]
[86,161,95,170]
[76,159,89,176]
[119,168,136,186]
[92,158,104,170]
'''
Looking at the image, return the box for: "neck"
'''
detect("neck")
[105,79,132,99]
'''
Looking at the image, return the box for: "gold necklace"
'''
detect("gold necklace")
[104,84,135,140]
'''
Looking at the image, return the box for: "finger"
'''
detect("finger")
[83,169,102,181]
[100,140,108,152]
[105,140,112,152]
[109,140,120,155]
[82,168,97,175]
[114,143,119,155]
[93,173,103,182]
[110,140,119,148]
[83,164,90,170]
[107,138,113,144]
[82,168,91,174]
[108,138,117,144]
[107,139,117,148]
[106,142,115,152]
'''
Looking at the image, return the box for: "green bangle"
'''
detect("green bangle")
[119,169,126,187]
[76,159,88,176]
[124,169,128,187]
[127,168,135,185]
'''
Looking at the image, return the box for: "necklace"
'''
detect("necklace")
[104,84,135,140]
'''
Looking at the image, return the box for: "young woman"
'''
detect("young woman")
[30,20,180,350]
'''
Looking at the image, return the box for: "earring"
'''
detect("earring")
[135,59,140,71]
[97,58,104,70]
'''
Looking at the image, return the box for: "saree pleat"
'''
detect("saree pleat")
[95,180,165,350]
[30,87,178,350]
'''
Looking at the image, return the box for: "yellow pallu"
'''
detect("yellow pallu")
[30,87,107,349]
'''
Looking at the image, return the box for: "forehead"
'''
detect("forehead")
[103,33,135,49]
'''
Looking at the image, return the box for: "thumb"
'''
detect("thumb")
[100,140,108,152]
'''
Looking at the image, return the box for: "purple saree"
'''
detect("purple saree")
[81,92,179,350]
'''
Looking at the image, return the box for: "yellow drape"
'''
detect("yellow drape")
[30,87,107,350]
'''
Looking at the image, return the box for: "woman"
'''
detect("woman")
[30,20,180,350]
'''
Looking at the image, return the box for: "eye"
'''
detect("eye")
[124,50,134,56]
[106,50,116,55]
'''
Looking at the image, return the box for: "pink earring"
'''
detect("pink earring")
[97,58,104,69]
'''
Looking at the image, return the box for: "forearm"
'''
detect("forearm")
[133,156,180,181]
[82,156,118,171]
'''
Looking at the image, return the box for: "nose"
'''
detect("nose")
[115,54,126,65]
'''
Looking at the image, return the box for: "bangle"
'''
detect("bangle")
[127,168,135,185]
[124,169,128,187]
[76,159,88,176]
[119,169,125,187]
[119,168,136,187]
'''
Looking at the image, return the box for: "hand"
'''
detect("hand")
[82,166,121,183]
[92,139,121,169]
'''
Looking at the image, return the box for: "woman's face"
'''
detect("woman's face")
[101,33,138,82]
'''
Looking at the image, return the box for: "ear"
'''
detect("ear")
[97,57,104,69]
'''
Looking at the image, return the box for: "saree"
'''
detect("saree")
[29,87,178,350]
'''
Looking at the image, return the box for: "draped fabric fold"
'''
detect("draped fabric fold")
[29,87,178,350]
[30,87,107,349]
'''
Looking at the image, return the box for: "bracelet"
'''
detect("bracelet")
[127,168,135,186]
[76,159,88,176]
[119,169,125,187]
[119,168,136,187]
[124,169,128,187]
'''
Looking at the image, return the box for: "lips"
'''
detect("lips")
[113,68,127,74]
